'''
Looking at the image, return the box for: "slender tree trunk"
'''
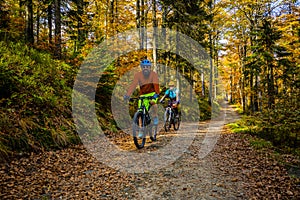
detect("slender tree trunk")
[115,0,118,33]
[268,64,275,108]
[48,3,53,45]
[141,0,146,50]
[230,72,233,103]
[25,0,34,44]
[201,68,205,97]
[77,0,84,51]
[190,69,193,102]
[152,0,157,72]
[110,0,114,32]
[254,74,259,111]
[214,46,218,99]
[136,0,142,49]
[36,6,40,44]
[54,0,61,59]
[162,4,167,83]
[249,22,257,113]
[136,0,140,29]
[250,73,254,112]
[209,33,213,105]
[208,0,214,105]
[240,34,247,112]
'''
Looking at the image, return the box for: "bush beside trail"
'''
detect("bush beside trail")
[0,42,79,159]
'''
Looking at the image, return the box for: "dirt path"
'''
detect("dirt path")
[1,102,299,199]
[122,102,246,200]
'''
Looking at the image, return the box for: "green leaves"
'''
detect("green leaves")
[0,42,79,159]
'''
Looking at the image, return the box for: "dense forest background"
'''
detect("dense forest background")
[0,0,299,159]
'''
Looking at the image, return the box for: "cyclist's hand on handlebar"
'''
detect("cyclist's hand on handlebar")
[123,95,130,101]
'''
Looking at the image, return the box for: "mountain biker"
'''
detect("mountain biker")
[124,59,160,137]
[160,80,180,117]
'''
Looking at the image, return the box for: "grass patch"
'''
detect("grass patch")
[249,137,273,150]
[227,122,250,133]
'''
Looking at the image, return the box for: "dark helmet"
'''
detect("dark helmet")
[140,59,151,66]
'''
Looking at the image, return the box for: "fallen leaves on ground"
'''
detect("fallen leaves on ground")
[1,105,299,199]
[210,127,300,199]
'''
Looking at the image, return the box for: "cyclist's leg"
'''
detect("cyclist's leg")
[150,93,159,125]
[137,99,143,128]
[140,92,159,125]
[152,104,159,125]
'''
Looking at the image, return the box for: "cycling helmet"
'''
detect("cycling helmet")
[169,81,175,86]
[140,59,151,66]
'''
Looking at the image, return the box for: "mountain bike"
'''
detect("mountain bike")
[130,96,158,149]
[162,100,180,132]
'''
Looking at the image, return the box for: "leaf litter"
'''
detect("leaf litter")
[0,105,299,199]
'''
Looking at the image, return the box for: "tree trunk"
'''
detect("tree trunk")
[161,4,167,83]
[54,0,61,59]
[25,0,34,44]
[209,33,213,105]
[201,68,205,97]
[268,64,275,108]
[77,0,84,51]
[48,3,53,45]
[136,0,140,29]
[141,0,146,49]
[152,0,157,72]
[36,6,40,44]
[110,0,114,33]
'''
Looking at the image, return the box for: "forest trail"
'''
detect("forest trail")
[1,102,299,199]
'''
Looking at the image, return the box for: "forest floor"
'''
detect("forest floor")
[1,102,299,199]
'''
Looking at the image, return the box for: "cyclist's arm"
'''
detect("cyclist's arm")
[160,89,170,102]
[153,72,160,95]
[126,73,139,96]
[160,94,166,102]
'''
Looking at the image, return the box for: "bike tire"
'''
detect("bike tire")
[132,111,146,149]
[150,125,157,141]
[173,115,180,131]
[164,109,171,132]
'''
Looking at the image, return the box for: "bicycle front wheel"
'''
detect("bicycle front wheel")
[150,124,157,141]
[132,111,146,149]
[164,109,171,132]
[173,114,180,131]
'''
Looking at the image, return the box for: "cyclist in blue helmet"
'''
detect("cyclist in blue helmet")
[124,59,160,137]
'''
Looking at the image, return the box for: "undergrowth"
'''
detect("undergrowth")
[0,42,80,160]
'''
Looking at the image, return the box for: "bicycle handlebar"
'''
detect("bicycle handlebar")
[160,99,180,104]
[129,96,156,101]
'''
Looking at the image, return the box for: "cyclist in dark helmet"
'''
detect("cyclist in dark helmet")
[124,59,160,137]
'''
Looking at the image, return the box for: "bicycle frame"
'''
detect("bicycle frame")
[166,100,176,119]
[163,100,180,132]
[130,96,157,149]
[132,96,152,127]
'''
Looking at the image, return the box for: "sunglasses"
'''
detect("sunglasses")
[141,65,151,69]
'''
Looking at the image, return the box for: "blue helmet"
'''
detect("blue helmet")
[140,59,151,66]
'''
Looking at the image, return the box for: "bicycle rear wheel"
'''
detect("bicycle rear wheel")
[132,111,146,149]
[164,109,171,132]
